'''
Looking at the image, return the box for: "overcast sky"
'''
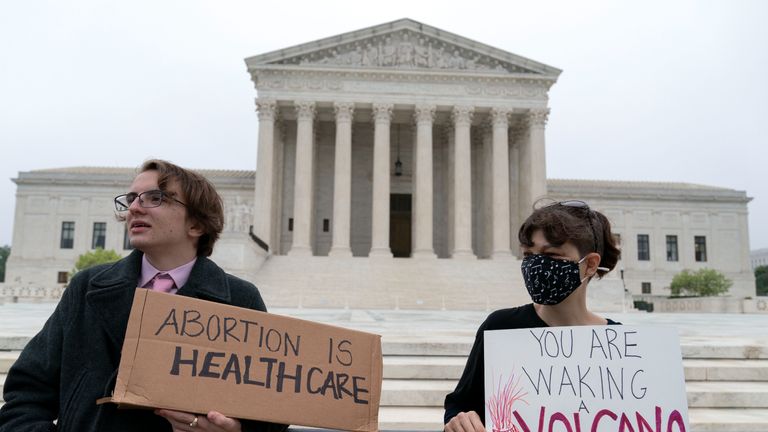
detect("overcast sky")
[1,0,767,251]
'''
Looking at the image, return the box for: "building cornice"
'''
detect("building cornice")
[13,168,255,189]
[547,179,752,204]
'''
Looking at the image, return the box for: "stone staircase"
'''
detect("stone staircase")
[2,342,767,431]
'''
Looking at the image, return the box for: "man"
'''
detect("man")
[0,160,287,432]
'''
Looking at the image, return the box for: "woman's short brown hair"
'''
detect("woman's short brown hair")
[140,159,224,257]
[518,200,621,279]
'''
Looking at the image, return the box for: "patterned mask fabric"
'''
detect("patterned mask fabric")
[521,254,586,305]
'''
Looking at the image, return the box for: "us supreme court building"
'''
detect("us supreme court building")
[4,19,755,311]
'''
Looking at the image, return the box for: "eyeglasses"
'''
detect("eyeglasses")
[114,190,187,212]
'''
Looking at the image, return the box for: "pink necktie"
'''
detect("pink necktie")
[148,273,176,293]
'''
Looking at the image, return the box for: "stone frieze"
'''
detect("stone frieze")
[271,30,538,74]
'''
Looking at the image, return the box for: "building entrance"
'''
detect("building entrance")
[389,194,412,258]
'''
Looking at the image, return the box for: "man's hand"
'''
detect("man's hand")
[444,411,484,432]
[156,409,242,432]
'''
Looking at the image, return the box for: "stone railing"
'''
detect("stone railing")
[0,284,65,302]
[634,294,768,314]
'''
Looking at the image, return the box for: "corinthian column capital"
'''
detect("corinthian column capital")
[527,108,550,128]
[490,107,511,128]
[256,99,277,121]
[414,103,436,124]
[294,100,316,120]
[451,105,474,127]
[333,102,355,122]
[372,102,394,123]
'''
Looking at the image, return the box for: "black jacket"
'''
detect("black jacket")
[0,250,288,432]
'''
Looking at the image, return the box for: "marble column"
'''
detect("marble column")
[481,122,493,258]
[491,107,512,258]
[288,100,316,257]
[509,122,523,255]
[369,102,394,257]
[445,124,455,256]
[519,108,549,223]
[528,108,549,204]
[412,104,436,258]
[253,99,277,250]
[329,102,355,257]
[451,105,475,259]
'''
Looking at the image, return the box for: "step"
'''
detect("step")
[379,339,768,359]
[684,359,768,381]
[378,406,444,430]
[381,380,768,409]
[687,381,768,408]
[3,376,768,430]
[3,352,768,383]
[383,356,466,379]
[0,351,18,373]
[681,342,768,360]
[382,338,473,356]
[687,408,768,432]
[380,379,456,406]
[0,337,31,351]
[378,407,768,432]
[383,357,768,381]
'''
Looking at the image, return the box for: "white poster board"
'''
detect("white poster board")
[484,326,690,432]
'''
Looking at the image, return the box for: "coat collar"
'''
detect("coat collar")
[84,249,232,350]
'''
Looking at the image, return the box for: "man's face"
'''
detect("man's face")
[125,170,200,258]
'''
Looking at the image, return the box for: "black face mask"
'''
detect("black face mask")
[521,254,587,305]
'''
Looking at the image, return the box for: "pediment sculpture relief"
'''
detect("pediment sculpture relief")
[274,30,536,74]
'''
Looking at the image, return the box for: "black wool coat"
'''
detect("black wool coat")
[0,250,288,432]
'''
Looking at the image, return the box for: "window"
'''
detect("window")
[637,234,650,261]
[123,226,133,250]
[60,221,75,249]
[92,222,106,249]
[288,218,294,232]
[666,235,678,262]
[57,272,69,284]
[323,219,330,233]
[695,236,707,262]
[641,282,651,294]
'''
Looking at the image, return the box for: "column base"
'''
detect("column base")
[491,250,514,259]
[287,246,313,257]
[328,247,353,258]
[368,248,393,258]
[412,249,437,259]
[451,249,477,260]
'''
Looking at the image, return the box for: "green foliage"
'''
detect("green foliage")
[756,265,768,296]
[670,268,732,297]
[0,245,10,282]
[70,248,121,279]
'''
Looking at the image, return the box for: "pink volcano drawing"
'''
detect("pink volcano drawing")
[487,370,529,432]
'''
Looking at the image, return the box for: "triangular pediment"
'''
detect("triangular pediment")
[246,18,561,77]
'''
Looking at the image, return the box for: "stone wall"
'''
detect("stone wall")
[636,295,768,314]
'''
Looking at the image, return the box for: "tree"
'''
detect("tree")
[756,265,768,296]
[670,268,732,297]
[0,245,9,282]
[70,248,122,279]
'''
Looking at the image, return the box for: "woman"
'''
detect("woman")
[443,200,622,432]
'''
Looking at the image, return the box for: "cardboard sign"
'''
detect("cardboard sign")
[99,289,382,432]
[484,326,690,432]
